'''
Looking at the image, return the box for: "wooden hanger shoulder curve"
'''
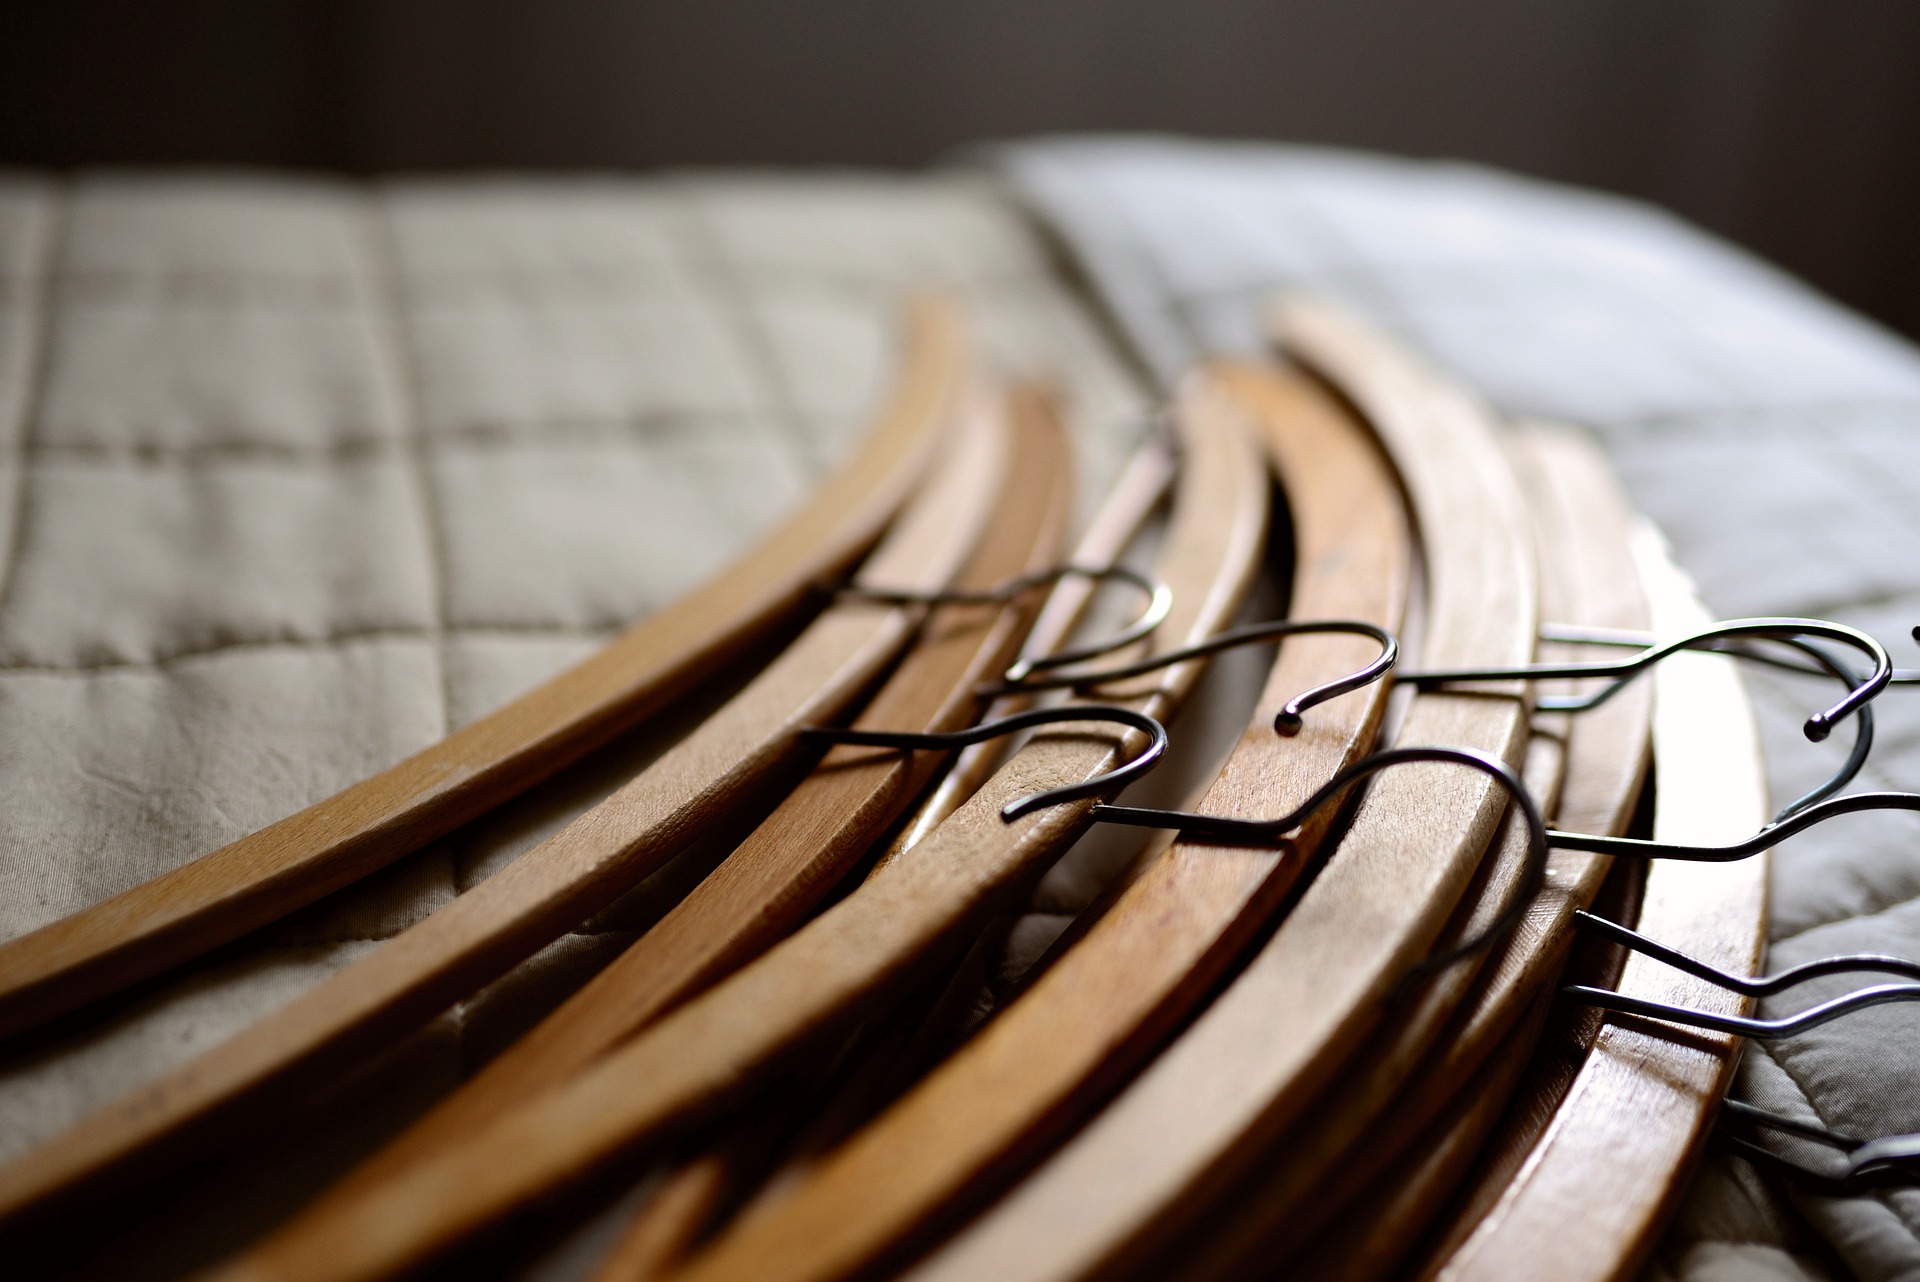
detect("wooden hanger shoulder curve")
[1419,523,1768,1282]
[0,349,1008,1228]
[308,381,1074,1203]
[0,294,967,1043]
[901,298,1540,1282]
[657,356,1413,1282]
[206,346,1271,1282]
[582,432,1180,1282]
[1170,419,1652,1280]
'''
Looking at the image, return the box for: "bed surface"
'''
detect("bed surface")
[4,145,1920,1280]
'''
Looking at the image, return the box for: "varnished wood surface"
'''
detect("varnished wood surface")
[204,363,1270,1282]
[659,358,1412,1282]
[309,385,1071,1206]
[0,371,1010,1228]
[0,296,966,1043]
[1161,420,1654,1277]
[589,436,1178,1282]
[879,439,1179,866]
[1426,522,1770,1282]
[1291,989,1556,1282]
[902,300,1539,1282]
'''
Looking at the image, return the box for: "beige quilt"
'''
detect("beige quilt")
[0,169,1149,1279]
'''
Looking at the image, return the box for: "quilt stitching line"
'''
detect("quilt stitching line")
[0,182,67,633]
[0,622,621,675]
[674,184,828,478]
[363,192,452,739]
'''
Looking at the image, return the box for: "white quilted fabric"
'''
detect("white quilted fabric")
[0,169,1150,1279]
[1000,135,1920,1282]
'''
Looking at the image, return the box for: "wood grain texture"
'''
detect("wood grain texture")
[659,358,1413,1282]
[1160,420,1654,1278]
[0,366,1009,1229]
[1425,522,1770,1282]
[902,299,1539,1282]
[1291,989,1557,1282]
[878,439,1179,866]
[0,296,965,1043]
[590,436,1178,1282]
[205,362,1270,1282]
[310,384,1071,1208]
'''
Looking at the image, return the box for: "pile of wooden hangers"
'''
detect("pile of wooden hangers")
[5,292,1919,1282]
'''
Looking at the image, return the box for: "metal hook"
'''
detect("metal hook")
[1549,788,1920,863]
[1534,626,1882,821]
[980,619,1399,738]
[1719,1100,1920,1186]
[838,564,1173,683]
[1712,1102,1898,1194]
[1562,911,1920,1038]
[799,704,1169,823]
[1088,744,1545,971]
[1402,618,1894,743]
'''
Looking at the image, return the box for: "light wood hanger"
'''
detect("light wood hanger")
[204,355,1270,1282]
[901,297,1539,1282]
[1168,419,1653,1280]
[654,356,1412,1282]
[1418,523,1769,1282]
[0,295,966,1043]
[291,381,1073,1211]
[0,353,1009,1228]
[585,435,1180,1282]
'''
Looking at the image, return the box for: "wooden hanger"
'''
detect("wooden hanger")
[288,380,1073,1210]
[584,435,1180,1282]
[0,295,966,1043]
[1166,420,1653,1280]
[204,352,1270,1282]
[1417,523,1769,1282]
[900,297,1540,1282]
[0,351,1008,1228]
[652,355,1413,1282]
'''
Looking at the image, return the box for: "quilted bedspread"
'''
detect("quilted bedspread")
[4,143,1920,1280]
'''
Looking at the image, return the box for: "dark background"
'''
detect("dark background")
[5,1,1919,338]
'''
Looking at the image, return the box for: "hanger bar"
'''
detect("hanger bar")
[201,347,1270,1282]
[0,351,1009,1228]
[1288,986,1559,1282]
[660,357,1413,1282]
[875,438,1179,865]
[1423,520,1769,1282]
[1165,421,1654,1278]
[902,296,1540,1282]
[279,382,1073,1213]
[582,435,1178,1280]
[0,294,967,1043]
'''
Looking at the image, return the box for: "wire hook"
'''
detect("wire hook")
[1549,789,1920,863]
[838,564,1173,684]
[1402,618,1894,743]
[1562,910,1920,1038]
[981,619,1399,738]
[799,704,1169,823]
[1088,744,1545,971]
